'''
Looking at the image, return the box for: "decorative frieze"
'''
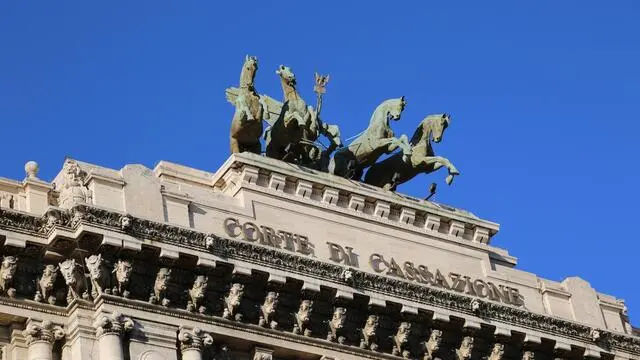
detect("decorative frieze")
[0,205,638,358]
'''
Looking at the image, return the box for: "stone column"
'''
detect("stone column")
[178,327,213,360]
[94,312,134,360]
[23,320,64,360]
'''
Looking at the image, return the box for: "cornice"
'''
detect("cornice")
[0,204,639,356]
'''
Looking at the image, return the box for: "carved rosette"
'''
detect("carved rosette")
[94,312,134,338]
[178,327,213,352]
[23,320,65,345]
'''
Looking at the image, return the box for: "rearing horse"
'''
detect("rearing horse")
[364,114,460,190]
[329,97,412,180]
[265,65,342,166]
[227,55,265,154]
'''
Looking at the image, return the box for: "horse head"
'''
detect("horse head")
[413,113,450,145]
[387,96,407,121]
[276,65,296,87]
[240,55,258,89]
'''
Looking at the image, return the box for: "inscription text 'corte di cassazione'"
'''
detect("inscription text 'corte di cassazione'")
[326,241,524,307]
[368,253,524,306]
[224,218,314,256]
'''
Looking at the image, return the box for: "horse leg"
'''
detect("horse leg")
[416,156,460,184]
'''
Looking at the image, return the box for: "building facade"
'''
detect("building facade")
[0,153,637,360]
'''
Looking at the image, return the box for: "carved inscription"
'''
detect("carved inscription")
[224,218,314,256]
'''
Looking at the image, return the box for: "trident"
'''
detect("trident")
[313,72,330,119]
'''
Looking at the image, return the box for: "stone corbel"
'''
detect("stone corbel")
[449,220,465,238]
[241,166,260,185]
[399,208,415,225]
[296,180,313,199]
[373,201,390,219]
[268,173,286,192]
[347,194,365,212]
[424,214,441,231]
[322,187,339,205]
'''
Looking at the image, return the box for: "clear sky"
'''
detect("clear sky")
[1,2,638,323]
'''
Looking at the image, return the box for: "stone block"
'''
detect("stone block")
[295,180,313,199]
[373,201,390,218]
[348,194,365,212]
[240,165,259,185]
[322,187,339,205]
[268,173,286,192]
[449,220,465,238]
[399,208,416,225]
[473,227,490,244]
[425,214,441,231]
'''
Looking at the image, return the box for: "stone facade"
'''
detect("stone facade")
[0,153,636,360]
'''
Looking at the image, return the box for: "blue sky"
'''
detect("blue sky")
[1,2,638,322]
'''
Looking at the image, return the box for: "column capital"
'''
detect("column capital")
[253,347,273,360]
[94,312,134,338]
[178,326,213,352]
[23,319,64,345]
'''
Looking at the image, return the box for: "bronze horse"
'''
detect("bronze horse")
[364,114,459,190]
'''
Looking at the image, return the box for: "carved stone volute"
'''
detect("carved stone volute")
[178,327,213,352]
[23,320,65,345]
[94,312,134,338]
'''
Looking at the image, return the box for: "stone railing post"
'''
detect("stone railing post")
[23,320,64,360]
[94,312,134,360]
[178,326,213,360]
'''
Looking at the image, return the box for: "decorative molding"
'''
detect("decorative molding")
[0,205,639,355]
